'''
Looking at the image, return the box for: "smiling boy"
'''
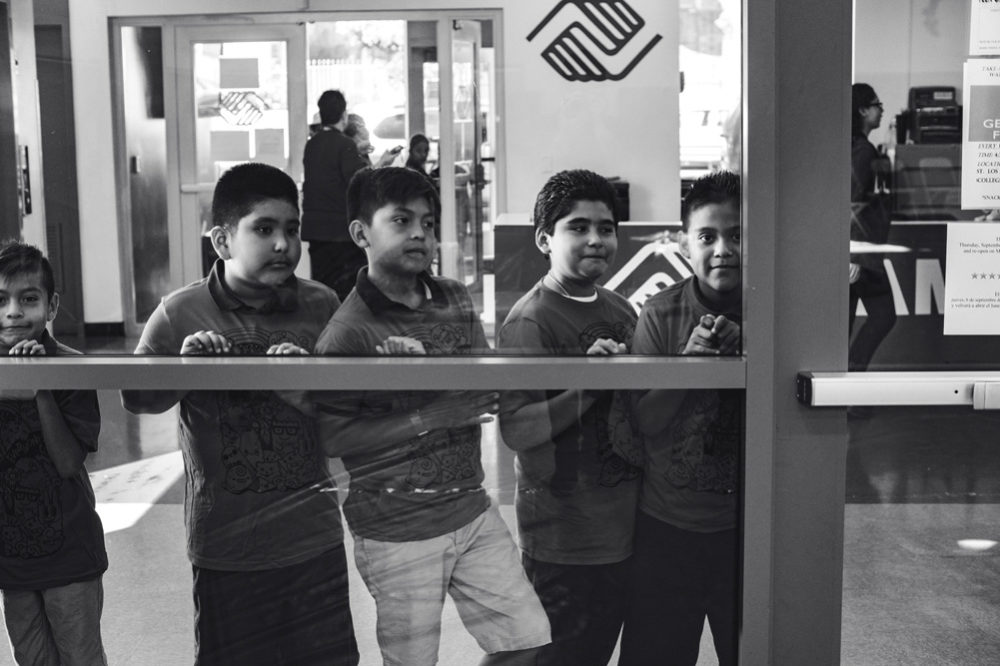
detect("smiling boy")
[121,163,356,665]
[0,242,108,665]
[620,170,742,666]
[313,167,550,666]
[497,170,641,666]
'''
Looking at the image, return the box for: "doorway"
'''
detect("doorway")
[112,12,501,336]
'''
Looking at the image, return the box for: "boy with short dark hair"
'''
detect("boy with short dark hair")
[619,170,742,666]
[0,241,108,665]
[497,169,642,665]
[121,163,357,665]
[313,166,550,666]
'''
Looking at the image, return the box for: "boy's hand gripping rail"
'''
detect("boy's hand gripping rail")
[797,371,1000,410]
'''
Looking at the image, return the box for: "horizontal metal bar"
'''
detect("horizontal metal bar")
[796,371,1000,407]
[0,356,746,391]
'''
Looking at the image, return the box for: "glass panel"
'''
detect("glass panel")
[97,385,745,665]
[120,26,169,322]
[192,39,290,277]
[847,3,1000,663]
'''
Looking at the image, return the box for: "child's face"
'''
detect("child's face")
[680,201,741,302]
[356,197,437,278]
[215,198,301,290]
[0,273,58,350]
[537,200,617,287]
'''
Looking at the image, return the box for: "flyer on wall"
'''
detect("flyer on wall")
[961,59,1000,209]
[969,0,1000,56]
[944,223,1000,335]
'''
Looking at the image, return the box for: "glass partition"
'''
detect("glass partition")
[845,2,1000,663]
[19,3,752,665]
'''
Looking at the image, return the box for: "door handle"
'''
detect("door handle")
[796,372,1000,408]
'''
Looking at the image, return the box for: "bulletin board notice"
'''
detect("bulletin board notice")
[944,222,1000,334]
[962,59,1000,209]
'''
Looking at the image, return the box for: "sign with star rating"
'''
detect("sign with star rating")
[944,222,1000,334]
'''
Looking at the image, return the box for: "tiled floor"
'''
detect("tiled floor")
[3,342,999,664]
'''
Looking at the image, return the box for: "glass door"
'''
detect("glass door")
[174,24,307,286]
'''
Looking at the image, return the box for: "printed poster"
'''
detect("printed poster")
[943,222,1000,334]
[969,0,1000,56]
[961,59,1000,209]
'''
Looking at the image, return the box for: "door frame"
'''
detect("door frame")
[112,10,505,330]
[174,22,308,289]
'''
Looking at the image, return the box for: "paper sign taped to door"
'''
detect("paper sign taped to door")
[254,128,286,168]
[219,58,260,89]
[210,131,250,162]
[943,222,1000,334]
[970,0,1000,56]
[961,60,1000,209]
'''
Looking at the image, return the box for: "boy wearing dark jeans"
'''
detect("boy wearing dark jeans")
[620,171,743,666]
[122,163,357,665]
[498,170,641,666]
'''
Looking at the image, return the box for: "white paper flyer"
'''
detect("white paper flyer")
[970,0,1000,56]
[943,222,1000,334]
[961,59,1000,209]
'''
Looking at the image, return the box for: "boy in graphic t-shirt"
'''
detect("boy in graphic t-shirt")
[122,163,357,665]
[0,242,108,665]
[619,170,742,666]
[497,169,642,666]
[312,166,550,666]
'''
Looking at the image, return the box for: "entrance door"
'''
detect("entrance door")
[174,24,307,286]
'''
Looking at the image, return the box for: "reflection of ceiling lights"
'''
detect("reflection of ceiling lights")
[956,539,998,552]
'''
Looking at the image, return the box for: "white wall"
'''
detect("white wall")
[69,0,679,324]
[854,0,970,147]
[9,0,47,251]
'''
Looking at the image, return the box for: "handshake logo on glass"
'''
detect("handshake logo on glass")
[527,0,663,82]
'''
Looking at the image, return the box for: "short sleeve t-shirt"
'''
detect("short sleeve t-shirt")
[498,281,641,565]
[0,333,107,591]
[133,260,343,570]
[631,277,742,533]
[313,268,491,542]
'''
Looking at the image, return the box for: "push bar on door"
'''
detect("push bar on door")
[797,372,1000,410]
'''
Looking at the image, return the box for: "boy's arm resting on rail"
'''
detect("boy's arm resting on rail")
[35,390,96,478]
[315,390,499,458]
[499,388,600,452]
[120,303,191,414]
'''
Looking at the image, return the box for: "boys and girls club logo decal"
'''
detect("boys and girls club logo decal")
[527,0,663,82]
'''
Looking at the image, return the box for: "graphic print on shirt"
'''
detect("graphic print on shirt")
[578,320,634,353]
[406,427,480,489]
[665,391,740,494]
[395,322,473,354]
[217,392,321,493]
[220,327,313,355]
[212,328,321,494]
[0,402,63,559]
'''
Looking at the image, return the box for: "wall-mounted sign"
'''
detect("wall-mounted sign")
[527,0,662,81]
[944,222,1000,335]
[961,59,1000,209]
[970,0,1000,56]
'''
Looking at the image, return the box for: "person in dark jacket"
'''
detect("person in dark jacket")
[849,83,896,371]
